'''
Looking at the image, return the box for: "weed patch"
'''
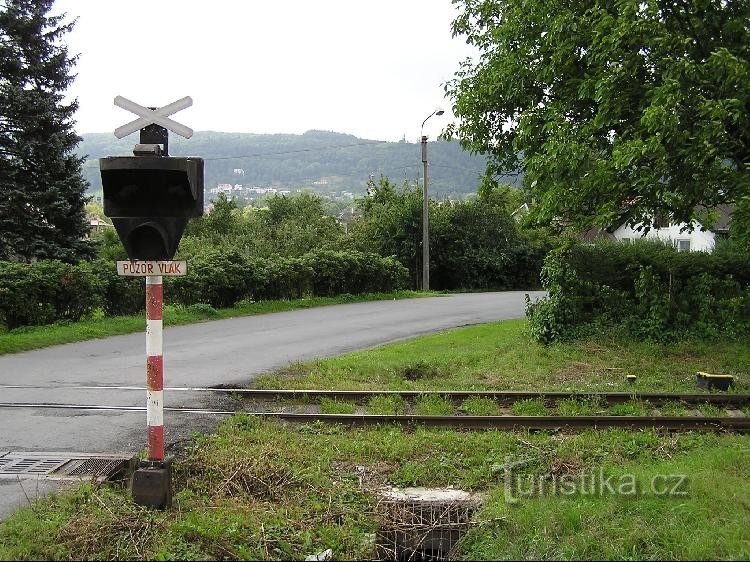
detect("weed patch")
[414,395,453,416]
[607,400,649,416]
[320,398,356,415]
[511,399,548,416]
[401,361,441,381]
[556,397,606,416]
[366,395,405,415]
[459,397,501,416]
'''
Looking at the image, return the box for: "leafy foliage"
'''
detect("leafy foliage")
[347,176,552,289]
[447,0,750,232]
[526,240,750,343]
[346,177,424,285]
[0,260,103,328]
[169,249,409,308]
[0,251,407,329]
[180,193,344,259]
[0,0,94,262]
[178,186,551,295]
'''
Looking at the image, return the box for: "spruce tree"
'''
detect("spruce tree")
[0,0,93,262]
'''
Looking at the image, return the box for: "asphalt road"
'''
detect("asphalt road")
[0,291,542,518]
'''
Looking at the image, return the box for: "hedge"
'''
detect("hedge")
[0,259,143,329]
[169,249,409,308]
[526,240,750,344]
[0,261,101,329]
[0,250,410,329]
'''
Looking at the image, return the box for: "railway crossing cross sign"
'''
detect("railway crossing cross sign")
[113,95,194,139]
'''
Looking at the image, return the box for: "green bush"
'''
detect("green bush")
[170,249,250,308]
[168,249,408,308]
[253,256,314,301]
[90,260,144,316]
[347,177,551,291]
[526,240,750,343]
[0,260,103,329]
[304,250,409,297]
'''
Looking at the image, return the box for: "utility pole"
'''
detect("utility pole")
[421,135,430,291]
[420,108,444,291]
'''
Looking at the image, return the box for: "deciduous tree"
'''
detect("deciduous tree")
[447,0,750,232]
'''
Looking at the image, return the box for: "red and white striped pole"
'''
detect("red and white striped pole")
[145,275,164,461]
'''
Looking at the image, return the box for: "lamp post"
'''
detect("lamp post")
[420,108,444,291]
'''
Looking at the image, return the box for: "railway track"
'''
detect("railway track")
[1,386,748,432]
[195,387,750,406]
[2,385,748,405]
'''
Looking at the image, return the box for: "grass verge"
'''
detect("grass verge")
[256,319,750,393]
[1,319,749,560]
[1,423,747,560]
[0,291,433,356]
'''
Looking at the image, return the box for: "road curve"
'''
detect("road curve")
[0,291,542,391]
[0,291,541,517]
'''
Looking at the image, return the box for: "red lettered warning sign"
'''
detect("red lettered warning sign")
[117,261,187,276]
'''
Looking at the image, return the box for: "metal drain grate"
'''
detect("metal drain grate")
[1,457,69,475]
[0,452,138,481]
[67,457,125,478]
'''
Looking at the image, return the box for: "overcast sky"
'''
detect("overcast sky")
[52,0,476,142]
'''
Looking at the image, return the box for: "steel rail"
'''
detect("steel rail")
[0,386,747,406]
[200,389,750,406]
[0,403,234,415]
[0,403,747,432]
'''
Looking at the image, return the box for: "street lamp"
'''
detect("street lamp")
[420,108,444,291]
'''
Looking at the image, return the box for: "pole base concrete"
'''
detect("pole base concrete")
[130,458,172,509]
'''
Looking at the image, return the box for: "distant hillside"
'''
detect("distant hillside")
[78,129,518,199]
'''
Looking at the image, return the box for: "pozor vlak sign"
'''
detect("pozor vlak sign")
[117,260,187,276]
[100,95,203,509]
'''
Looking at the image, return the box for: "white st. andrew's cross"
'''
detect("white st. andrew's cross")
[113,95,194,139]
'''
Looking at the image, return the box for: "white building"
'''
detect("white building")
[208,183,235,195]
[585,205,733,253]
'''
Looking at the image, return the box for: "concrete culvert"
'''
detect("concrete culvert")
[375,487,482,561]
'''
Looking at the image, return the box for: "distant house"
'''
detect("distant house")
[87,215,113,238]
[215,184,234,195]
[583,204,733,253]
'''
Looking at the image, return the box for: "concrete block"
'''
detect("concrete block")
[130,459,171,509]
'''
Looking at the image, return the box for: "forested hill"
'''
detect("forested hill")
[78,129,514,198]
